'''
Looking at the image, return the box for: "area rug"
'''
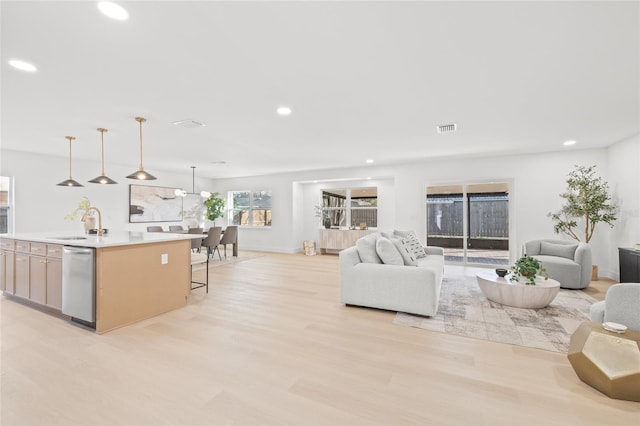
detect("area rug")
[393,268,598,353]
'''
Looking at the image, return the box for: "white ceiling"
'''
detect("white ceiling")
[1,1,638,179]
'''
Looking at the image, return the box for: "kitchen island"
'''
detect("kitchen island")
[0,231,198,334]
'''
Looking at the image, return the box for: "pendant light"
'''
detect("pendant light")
[89,128,118,184]
[57,136,84,187]
[175,166,211,198]
[126,116,156,180]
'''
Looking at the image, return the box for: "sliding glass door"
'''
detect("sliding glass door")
[426,182,510,266]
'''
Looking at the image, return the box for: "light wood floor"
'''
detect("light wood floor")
[1,253,637,425]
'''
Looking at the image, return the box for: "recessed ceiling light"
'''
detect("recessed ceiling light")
[276,106,292,116]
[98,2,129,20]
[563,140,577,146]
[211,161,227,165]
[366,159,374,164]
[9,59,37,72]
[173,119,206,128]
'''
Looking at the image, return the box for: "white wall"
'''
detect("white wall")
[0,149,214,234]
[607,134,640,280]
[3,141,636,279]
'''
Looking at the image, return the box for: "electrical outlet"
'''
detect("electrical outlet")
[161,254,168,264]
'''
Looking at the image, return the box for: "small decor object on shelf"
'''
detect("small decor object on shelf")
[314,205,331,229]
[509,254,549,285]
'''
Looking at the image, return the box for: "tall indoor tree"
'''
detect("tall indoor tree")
[548,165,617,243]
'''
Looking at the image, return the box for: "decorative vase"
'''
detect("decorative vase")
[323,218,331,229]
[83,216,96,234]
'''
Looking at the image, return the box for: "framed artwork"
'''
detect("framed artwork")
[129,184,183,223]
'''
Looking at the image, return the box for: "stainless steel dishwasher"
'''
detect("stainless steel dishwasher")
[62,246,96,326]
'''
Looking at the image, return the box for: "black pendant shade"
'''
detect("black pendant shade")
[89,128,117,184]
[57,136,84,187]
[57,178,84,187]
[126,169,157,180]
[127,116,157,180]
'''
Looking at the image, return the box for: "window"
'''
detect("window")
[228,190,272,227]
[321,187,377,228]
[0,176,13,234]
[426,182,510,265]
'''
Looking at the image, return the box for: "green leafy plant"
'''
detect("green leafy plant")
[314,204,331,228]
[204,193,225,221]
[548,165,617,243]
[509,255,548,285]
[64,196,93,220]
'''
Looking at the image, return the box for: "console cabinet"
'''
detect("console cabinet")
[319,229,372,254]
[619,248,640,282]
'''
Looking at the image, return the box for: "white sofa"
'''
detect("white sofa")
[589,283,640,331]
[524,239,592,289]
[339,231,444,316]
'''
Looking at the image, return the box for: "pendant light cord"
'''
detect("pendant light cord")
[66,136,75,179]
[98,128,107,174]
[135,117,146,170]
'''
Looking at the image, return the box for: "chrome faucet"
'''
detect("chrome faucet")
[82,206,104,236]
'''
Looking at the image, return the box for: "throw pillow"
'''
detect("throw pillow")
[393,229,416,238]
[390,237,418,266]
[375,237,404,265]
[402,234,426,259]
[355,234,382,264]
[540,241,578,260]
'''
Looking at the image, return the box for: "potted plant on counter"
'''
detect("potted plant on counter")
[65,196,95,233]
[509,254,549,285]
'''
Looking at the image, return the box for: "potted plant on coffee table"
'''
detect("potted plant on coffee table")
[509,254,549,286]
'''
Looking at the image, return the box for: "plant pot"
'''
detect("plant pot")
[323,218,331,229]
[83,216,96,234]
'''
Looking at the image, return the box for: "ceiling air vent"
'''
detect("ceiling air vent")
[437,123,457,133]
[173,119,206,128]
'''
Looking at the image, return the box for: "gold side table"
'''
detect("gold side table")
[568,321,640,402]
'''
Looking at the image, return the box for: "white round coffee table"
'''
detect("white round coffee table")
[476,271,561,309]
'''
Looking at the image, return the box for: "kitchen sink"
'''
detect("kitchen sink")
[48,236,88,240]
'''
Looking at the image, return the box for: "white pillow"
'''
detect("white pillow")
[402,233,426,259]
[356,234,382,264]
[540,241,578,260]
[390,237,418,266]
[394,229,416,238]
[375,237,404,265]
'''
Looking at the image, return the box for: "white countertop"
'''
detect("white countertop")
[1,231,201,248]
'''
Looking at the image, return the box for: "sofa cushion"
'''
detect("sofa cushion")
[402,233,426,259]
[375,237,404,265]
[356,234,382,264]
[390,237,418,266]
[393,229,415,238]
[540,241,578,260]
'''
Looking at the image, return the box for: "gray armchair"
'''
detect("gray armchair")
[524,239,592,289]
[589,283,640,331]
